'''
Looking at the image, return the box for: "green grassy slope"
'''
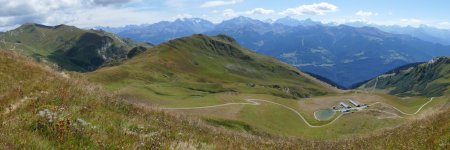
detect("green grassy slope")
[1,47,449,149]
[0,23,151,71]
[89,34,334,101]
[359,57,450,97]
[0,49,306,149]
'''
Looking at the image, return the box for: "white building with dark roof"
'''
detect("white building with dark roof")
[349,99,361,107]
[340,102,350,108]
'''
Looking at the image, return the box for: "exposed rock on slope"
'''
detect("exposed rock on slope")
[359,57,450,97]
[0,23,151,71]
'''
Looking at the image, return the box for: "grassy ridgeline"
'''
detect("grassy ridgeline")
[89,34,333,103]
[1,50,450,149]
[0,50,295,149]
[0,24,151,72]
[359,57,450,97]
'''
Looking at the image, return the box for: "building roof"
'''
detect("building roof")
[340,102,350,108]
[349,99,360,106]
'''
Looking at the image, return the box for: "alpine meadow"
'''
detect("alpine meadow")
[0,0,449,149]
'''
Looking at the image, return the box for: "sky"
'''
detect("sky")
[1,0,450,31]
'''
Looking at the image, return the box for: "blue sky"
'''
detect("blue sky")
[1,0,450,30]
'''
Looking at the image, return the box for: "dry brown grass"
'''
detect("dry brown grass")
[0,49,449,149]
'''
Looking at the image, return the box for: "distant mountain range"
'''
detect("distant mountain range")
[358,56,450,97]
[97,17,450,88]
[274,17,322,27]
[98,17,450,46]
[345,22,450,46]
[99,18,215,44]
[1,20,449,88]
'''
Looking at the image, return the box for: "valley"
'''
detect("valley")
[0,22,449,149]
[84,33,448,139]
[99,83,446,139]
[100,17,450,88]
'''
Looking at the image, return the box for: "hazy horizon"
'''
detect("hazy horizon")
[1,0,450,31]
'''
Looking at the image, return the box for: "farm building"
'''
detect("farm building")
[340,102,351,108]
[349,99,361,107]
[340,108,350,112]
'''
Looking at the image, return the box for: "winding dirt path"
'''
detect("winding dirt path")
[247,99,344,128]
[2,96,32,115]
[161,99,260,110]
[162,99,343,128]
[161,97,435,128]
[368,97,434,115]
[366,109,405,118]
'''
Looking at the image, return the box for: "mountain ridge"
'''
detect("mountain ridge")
[2,46,449,150]
[89,34,335,100]
[97,17,450,88]
[0,23,152,71]
[345,22,450,45]
[358,57,450,96]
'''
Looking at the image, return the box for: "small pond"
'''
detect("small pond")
[314,108,336,121]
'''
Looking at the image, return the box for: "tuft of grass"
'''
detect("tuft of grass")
[1,49,449,149]
[204,118,254,133]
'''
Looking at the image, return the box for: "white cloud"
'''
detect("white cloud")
[221,8,274,18]
[439,21,450,26]
[393,18,427,27]
[436,21,450,29]
[200,0,243,8]
[355,10,378,17]
[0,0,132,17]
[280,2,338,16]
[165,0,187,8]
[0,0,81,17]
[0,0,85,29]
[66,7,168,28]
[400,18,422,24]
[175,13,193,19]
[93,0,133,6]
[244,8,275,15]
[0,0,171,30]
[222,9,238,17]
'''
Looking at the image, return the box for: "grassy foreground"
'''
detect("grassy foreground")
[0,50,288,149]
[1,50,449,149]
